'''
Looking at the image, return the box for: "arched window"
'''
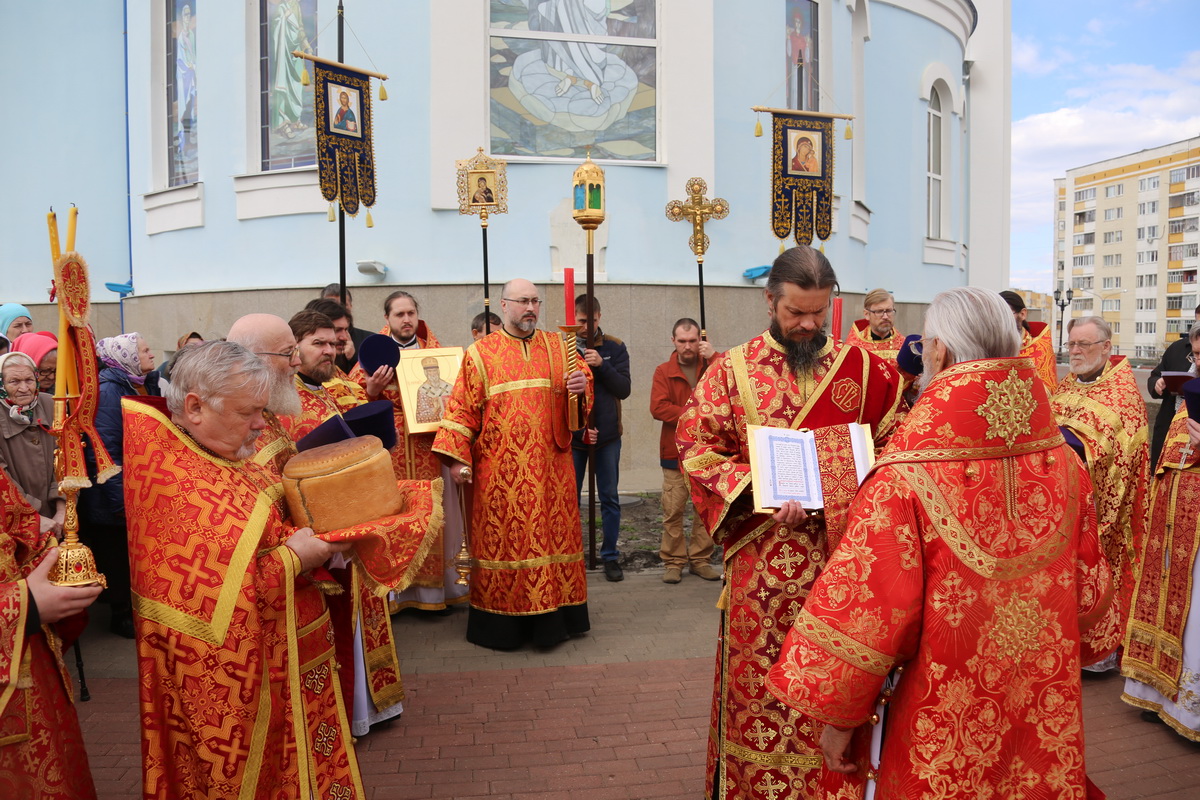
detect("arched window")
[926,86,946,239]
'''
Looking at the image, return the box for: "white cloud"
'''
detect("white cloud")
[1012,33,1073,77]
[1010,51,1200,290]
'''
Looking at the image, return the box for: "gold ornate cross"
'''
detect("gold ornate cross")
[665,177,730,263]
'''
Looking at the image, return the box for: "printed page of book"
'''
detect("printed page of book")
[747,425,824,513]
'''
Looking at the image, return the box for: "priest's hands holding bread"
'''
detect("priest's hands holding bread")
[286,527,353,572]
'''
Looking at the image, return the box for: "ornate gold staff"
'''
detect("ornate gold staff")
[570,151,605,568]
[453,467,473,585]
[44,207,108,588]
[666,177,729,344]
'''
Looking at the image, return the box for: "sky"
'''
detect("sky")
[1009,0,1200,292]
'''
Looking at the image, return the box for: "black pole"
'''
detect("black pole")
[697,258,708,340]
[337,1,346,304]
[482,225,492,334]
[73,640,90,702]
[585,246,598,570]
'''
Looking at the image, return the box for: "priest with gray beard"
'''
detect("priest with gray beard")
[676,246,903,800]
[227,313,305,475]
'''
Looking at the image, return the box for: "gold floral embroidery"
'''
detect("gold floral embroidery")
[790,609,893,677]
[930,571,978,628]
[976,370,1036,447]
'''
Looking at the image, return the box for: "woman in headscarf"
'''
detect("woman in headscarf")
[0,303,34,342]
[12,330,58,393]
[0,351,63,535]
[79,333,160,638]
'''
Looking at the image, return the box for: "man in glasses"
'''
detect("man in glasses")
[847,288,904,365]
[1050,315,1149,673]
[227,312,304,474]
[434,278,593,650]
[676,246,903,800]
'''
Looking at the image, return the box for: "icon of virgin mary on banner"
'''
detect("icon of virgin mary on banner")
[770,111,834,245]
[313,60,377,216]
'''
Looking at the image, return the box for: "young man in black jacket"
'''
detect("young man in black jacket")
[572,295,631,581]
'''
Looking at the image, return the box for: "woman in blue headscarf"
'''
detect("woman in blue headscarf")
[0,303,34,342]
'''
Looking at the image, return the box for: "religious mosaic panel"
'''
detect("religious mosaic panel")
[488,0,657,162]
[167,0,199,186]
[785,0,819,112]
[261,0,318,171]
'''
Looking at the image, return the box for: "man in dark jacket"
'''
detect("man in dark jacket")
[1148,305,1200,467]
[572,295,631,582]
[650,318,721,584]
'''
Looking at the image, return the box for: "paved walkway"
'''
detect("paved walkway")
[74,567,1197,799]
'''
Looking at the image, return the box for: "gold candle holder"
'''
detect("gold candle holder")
[47,488,107,587]
[453,467,473,586]
[558,324,585,431]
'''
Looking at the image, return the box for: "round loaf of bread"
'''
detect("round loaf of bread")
[283,435,402,532]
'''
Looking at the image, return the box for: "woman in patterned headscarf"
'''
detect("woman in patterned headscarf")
[0,351,63,536]
[79,333,161,638]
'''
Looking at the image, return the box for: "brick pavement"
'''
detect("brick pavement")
[73,568,1198,799]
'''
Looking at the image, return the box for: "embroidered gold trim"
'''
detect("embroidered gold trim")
[873,435,1064,468]
[474,552,585,569]
[792,608,893,677]
[682,451,729,472]
[439,419,475,443]
[489,378,552,397]
[898,463,1072,580]
[723,739,822,768]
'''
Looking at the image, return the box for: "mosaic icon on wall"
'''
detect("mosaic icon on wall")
[488,0,657,162]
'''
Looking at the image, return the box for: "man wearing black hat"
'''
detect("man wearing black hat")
[1050,315,1149,673]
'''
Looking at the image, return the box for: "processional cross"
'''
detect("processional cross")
[666,177,729,340]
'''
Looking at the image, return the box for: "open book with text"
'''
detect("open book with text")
[746,422,874,514]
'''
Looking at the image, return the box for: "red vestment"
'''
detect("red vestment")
[766,357,1116,799]
[0,470,96,800]
[122,396,364,800]
[283,379,407,728]
[676,333,901,800]
[1022,321,1058,396]
[431,329,592,648]
[846,319,904,365]
[1122,407,1200,738]
[1051,355,1149,644]
[348,323,468,611]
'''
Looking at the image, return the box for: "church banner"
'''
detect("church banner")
[313,60,376,216]
[770,111,834,245]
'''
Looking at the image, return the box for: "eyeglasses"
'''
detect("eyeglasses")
[1187,352,1200,364]
[1066,340,1105,351]
[502,297,542,307]
[256,347,300,360]
[866,308,896,317]
[908,338,924,356]
[37,368,56,378]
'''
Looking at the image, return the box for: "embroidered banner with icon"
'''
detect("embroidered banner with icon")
[770,111,834,245]
[313,60,377,216]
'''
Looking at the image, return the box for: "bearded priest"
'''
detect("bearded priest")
[1051,315,1150,672]
[677,246,902,800]
[767,287,1116,799]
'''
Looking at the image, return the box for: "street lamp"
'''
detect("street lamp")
[1053,288,1074,355]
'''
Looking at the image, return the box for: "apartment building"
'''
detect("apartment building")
[1053,136,1200,361]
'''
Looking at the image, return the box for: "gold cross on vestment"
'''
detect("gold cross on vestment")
[1180,441,1195,470]
[665,177,730,262]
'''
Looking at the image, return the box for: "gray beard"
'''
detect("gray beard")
[514,317,537,334]
[769,321,827,375]
[270,374,302,417]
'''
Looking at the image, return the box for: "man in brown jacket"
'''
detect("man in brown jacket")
[650,319,721,584]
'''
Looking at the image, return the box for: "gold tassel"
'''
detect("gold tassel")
[779,238,786,255]
[819,242,825,254]
[366,209,374,228]
[754,116,763,138]
[379,83,388,101]
[844,123,854,140]
[301,66,310,86]
[328,203,336,222]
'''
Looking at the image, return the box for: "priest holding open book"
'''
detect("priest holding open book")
[676,246,903,800]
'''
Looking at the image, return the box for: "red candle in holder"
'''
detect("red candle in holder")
[564,267,575,322]
[831,296,843,343]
